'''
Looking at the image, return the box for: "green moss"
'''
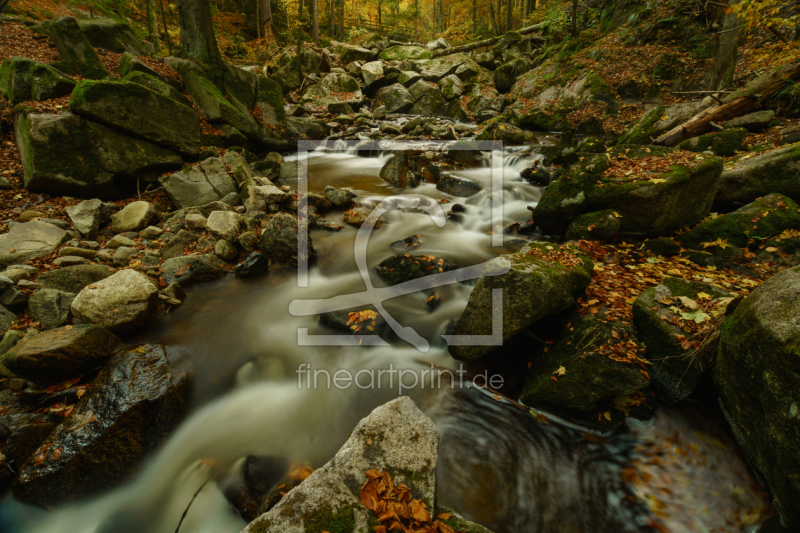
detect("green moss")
[678,127,747,157]
[643,237,681,256]
[616,105,667,145]
[248,518,271,533]
[304,505,355,533]
[379,46,432,61]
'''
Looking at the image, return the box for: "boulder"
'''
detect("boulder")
[287,116,328,140]
[160,253,227,287]
[160,229,197,260]
[417,55,476,82]
[493,58,528,93]
[35,264,116,294]
[475,120,525,144]
[722,110,775,132]
[616,101,711,145]
[677,127,747,157]
[519,312,651,426]
[0,305,17,336]
[254,185,289,205]
[361,61,385,91]
[408,80,445,116]
[334,42,376,63]
[427,37,451,51]
[438,74,463,99]
[715,145,800,206]
[324,185,355,208]
[118,52,172,83]
[258,213,314,266]
[65,199,107,240]
[680,193,800,249]
[375,254,457,285]
[374,83,415,114]
[241,397,438,533]
[449,242,593,361]
[44,16,109,79]
[300,72,363,111]
[207,211,243,241]
[379,151,418,188]
[69,79,202,157]
[0,57,76,104]
[436,174,482,197]
[379,45,432,61]
[70,269,158,334]
[0,221,67,268]
[632,277,733,404]
[398,71,422,87]
[564,209,621,241]
[214,239,238,262]
[235,251,270,279]
[123,71,193,108]
[13,344,191,507]
[255,75,288,131]
[27,289,76,329]
[1,324,122,385]
[76,18,145,55]
[534,148,724,236]
[160,158,239,209]
[110,201,157,233]
[715,265,800,528]
[15,111,182,197]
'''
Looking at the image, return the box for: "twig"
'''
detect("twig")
[174,478,211,533]
[717,24,744,34]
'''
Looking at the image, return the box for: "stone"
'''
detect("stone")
[616,101,711,145]
[300,72,363,110]
[1,324,122,385]
[715,144,800,206]
[70,269,158,334]
[375,254,457,285]
[643,237,682,256]
[107,235,137,248]
[241,397,438,533]
[678,127,747,157]
[435,174,482,197]
[361,61,385,91]
[379,123,402,135]
[160,158,239,209]
[426,37,450,51]
[69,79,202,157]
[255,75,288,132]
[77,18,145,55]
[379,45,432,61]
[0,221,68,268]
[160,254,227,287]
[35,267,117,303]
[286,116,329,140]
[53,256,89,267]
[110,201,157,233]
[214,239,239,262]
[438,74,463,99]
[722,110,775,132]
[27,289,76,329]
[564,209,621,241]
[65,199,106,240]
[374,83,415,114]
[124,71,193,108]
[13,344,191,506]
[15,111,182,198]
[185,213,208,231]
[715,265,800,528]
[44,16,108,79]
[379,152,419,188]
[494,58,528,93]
[0,57,76,105]
[333,42,376,63]
[254,185,289,205]
[398,71,422,87]
[680,193,800,250]
[0,305,17,336]
[140,226,163,239]
[0,287,27,309]
[160,230,197,261]
[257,213,315,266]
[235,251,269,278]
[449,242,593,361]
[238,231,259,253]
[207,211,243,242]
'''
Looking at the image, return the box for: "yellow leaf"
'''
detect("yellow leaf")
[696,292,712,300]
[603,412,612,421]
[613,212,622,218]
[765,247,778,252]
[553,366,567,377]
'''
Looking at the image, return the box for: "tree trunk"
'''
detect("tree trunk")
[259,0,275,44]
[414,0,418,40]
[159,0,173,54]
[496,0,503,32]
[473,0,477,34]
[488,1,499,36]
[505,0,512,31]
[145,0,161,53]
[657,60,800,146]
[431,21,546,57]
[176,0,223,72]
[571,0,577,37]
[377,0,381,29]
[437,0,443,33]
[708,0,744,90]
[336,0,344,38]
[311,0,319,43]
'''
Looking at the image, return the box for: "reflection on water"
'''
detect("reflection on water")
[1,142,770,533]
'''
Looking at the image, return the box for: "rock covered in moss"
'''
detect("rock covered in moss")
[494,57,528,93]
[643,237,681,256]
[438,74,463,99]
[15,111,182,197]
[375,254,458,286]
[714,265,800,528]
[160,158,239,209]
[70,269,159,334]
[76,18,145,55]
[632,277,732,404]
[534,148,723,236]
[0,57,76,104]
[379,151,418,188]
[519,312,651,426]
[160,253,227,287]
[449,242,593,361]
[374,83,415,114]
[258,213,315,266]
[678,127,747,157]
[680,193,800,249]
[43,16,109,80]
[123,70,192,108]
[334,42,377,63]
[616,100,710,145]
[715,144,800,206]
[301,72,363,110]
[722,110,775,132]
[564,209,620,241]
[12,344,191,507]
[241,397,439,533]
[379,45,432,61]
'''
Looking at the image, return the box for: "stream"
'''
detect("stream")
[0,135,771,533]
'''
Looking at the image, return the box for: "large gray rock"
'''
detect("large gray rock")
[374,83,415,114]
[110,201,157,233]
[300,72,363,110]
[0,305,18,336]
[287,116,328,140]
[160,253,227,287]
[715,145,800,206]
[123,71,192,108]
[715,266,800,528]
[35,264,117,294]
[0,57,76,105]
[70,269,159,334]
[258,213,314,266]
[77,18,145,55]
[722,110,775,131]
[15,111,182,197]
[449,242,593,361]
[1,324,122,385]
[616,100,711,145]
[379,151,418,188]
[333,41,377,63]
[160,229,197,260]
[241,397,439,533]
[361,61,385,91]
[65,199,107,240]
[255,75,287,131]
[0,221,67,268]
[44,16,109,79]
[206,211,242,241]
[12,344,191,506]
[27,289,76,329]
[438,74,463,99]
[160,158,239,209]
[69,79,202,157]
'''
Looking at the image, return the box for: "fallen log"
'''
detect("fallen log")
[656,60,800,146]
[430,23,548,58]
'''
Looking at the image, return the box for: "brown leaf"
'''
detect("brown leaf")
[360,480,380,512]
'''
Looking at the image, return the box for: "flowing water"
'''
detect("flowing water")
[0,137,771,533]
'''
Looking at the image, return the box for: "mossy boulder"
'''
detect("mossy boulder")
[416,54,474,82]
[76,18,145,55]
[255,75,287,130]
[374,83,415,114]
[678,127,747,157]
[0,57,75,104]
[716,144,800,206]
[69,79,202,157]
[159,157,238,208]
[475,121,525,144]
[408,80,444,116]
[680,193,800,249]
[494,58,528,93]
[519,312,651,426]
[375,254,458,286]
[334,42,377,63]
[715,265,800,528]
[564,209,620,240]
[616,101,711,145]
[438,74,463,99]
[300,72,363,111]
[449,242,593,361]
[534,149,724,236]
[15,110,182,197]
[643,237,681,256]
[123,71,192,108]
[379,45,432,61]
[632,277,732,404]
[43,16,109,80]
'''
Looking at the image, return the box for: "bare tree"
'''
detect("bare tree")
[337,0,344,38]
[489,0,499,35]
[709,0,744,90]
[496,0,503,32]
[437,0,444,33]
[571,0,577,37]
[176,0,223,73]
[259,0,275,43]
[311,0,319,43]
[506,0,512,30]
[146,0,161,53]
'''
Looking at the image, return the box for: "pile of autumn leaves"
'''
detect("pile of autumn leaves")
[360,469,462,533]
